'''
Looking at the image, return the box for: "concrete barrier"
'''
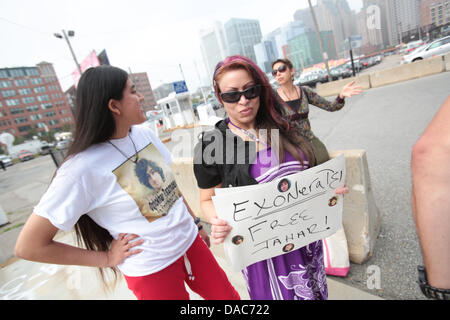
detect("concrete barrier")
[171,158,203,219]
[370,56,445,88]
[329,150,381,264]
[445,52,450,72]
[316,74,371,97]
[171,150,381,265]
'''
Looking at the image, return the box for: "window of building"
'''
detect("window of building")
[30,114,42,121]
[48,119,59,125]
[34,86,46,93]
[45,111,56,117]
[0,80,12,88]
[0,70,8,78]
[1,90,16,98]
[26,105,39,112]
[18,125,31,132]
[22,97,36,104]
[41,103,53,109]
[9,107,25,114]
[9,69,25,77]
[30,78,44,85]
[25,68,39,76]
[14,79,29,87]
[18,88,32,95]
[37,94,50,102]
[14,116,28,124]
[5,99,20,106]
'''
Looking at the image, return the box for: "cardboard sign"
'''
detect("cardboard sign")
[212,155,346,271]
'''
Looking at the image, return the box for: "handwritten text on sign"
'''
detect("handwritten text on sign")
[212,155,346,271]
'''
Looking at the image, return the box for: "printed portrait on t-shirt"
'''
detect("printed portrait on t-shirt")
[112,142,181,223]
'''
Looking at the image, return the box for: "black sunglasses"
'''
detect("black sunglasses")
[272,64,288,76]
[220,85,261,103]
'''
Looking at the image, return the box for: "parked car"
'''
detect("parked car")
[18,150,34,162]
[56,140,70,150]
[0,155,13,167]
[330,66,352,81]
[40,145,53,155]
[295,70,329,88]
[402,36,450,64]
[404,40,426,55]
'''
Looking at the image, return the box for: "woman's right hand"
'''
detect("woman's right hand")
[106,233,144,267]
[210,217,232,244]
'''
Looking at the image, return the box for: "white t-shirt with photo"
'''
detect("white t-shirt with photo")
[34,125,197,277]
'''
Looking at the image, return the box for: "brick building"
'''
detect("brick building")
[0,62,74,140]
[129,72,157,112]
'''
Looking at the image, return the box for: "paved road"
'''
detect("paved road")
[1,71,449,299]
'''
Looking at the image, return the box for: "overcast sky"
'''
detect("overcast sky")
[0,0,363,92]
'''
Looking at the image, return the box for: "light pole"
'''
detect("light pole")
[54,30,82,76]
[308,0,331,82]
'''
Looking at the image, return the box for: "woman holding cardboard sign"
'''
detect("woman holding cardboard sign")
[194,55,348,300]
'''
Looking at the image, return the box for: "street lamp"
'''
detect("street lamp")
[54,29,82,75]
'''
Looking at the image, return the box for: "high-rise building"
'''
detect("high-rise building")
[288,31,337,69]
[385,0,421,45]
[356,0,391,53]
[420,0,450,30]
[224,18,263,62]
[129,72,157,111]
[199,21,228,82]
[254,21,306,74]
[0,62,74,139]
[295,0,357,57]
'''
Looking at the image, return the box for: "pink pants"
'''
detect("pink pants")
[123,235,240,300]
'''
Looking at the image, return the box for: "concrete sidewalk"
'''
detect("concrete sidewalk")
[0,231,381,300]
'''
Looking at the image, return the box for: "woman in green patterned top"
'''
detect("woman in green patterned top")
[271,58,363,164]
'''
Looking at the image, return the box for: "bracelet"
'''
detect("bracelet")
[198,224,203,231]
[194,217,201,225]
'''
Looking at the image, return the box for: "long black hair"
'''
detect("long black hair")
[67,66,129,287]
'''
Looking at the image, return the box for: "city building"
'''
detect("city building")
[254,21,307,74]
[356,0,391,54]
[224,18,263,62]
[199,21,229,82]
[294,0,357,58]
[288,31,337,69]
[420,0,450,37]
[0,62,74,140]
[385,0,421,45]
[129,72,157,111]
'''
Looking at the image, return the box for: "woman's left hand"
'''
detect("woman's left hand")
[339,81,363,99]
[335,186,350,195]
[199,227,211,247]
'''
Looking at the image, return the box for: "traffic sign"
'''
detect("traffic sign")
[173,81,188,94]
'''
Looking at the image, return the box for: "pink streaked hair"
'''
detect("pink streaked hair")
[212,55,289,132]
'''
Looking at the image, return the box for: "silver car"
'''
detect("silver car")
[402,36,450,64]
[0,155,13,167]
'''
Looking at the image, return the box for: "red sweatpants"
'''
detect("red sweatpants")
[123,235,240,300]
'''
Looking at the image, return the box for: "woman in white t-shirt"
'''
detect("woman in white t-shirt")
[14,65,240,300]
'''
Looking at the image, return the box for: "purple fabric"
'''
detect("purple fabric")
[243,147,328,300]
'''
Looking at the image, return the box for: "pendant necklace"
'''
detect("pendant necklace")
[227,118,267,146]
[107,132,140,164]
[281,85,300,101]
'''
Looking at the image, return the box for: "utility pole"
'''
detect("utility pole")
[308,0,331,81]
[194,60,207,105]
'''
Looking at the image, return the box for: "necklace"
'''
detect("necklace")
[107,133,140,164]
[281,85,300,101]
[227,118,267,146]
